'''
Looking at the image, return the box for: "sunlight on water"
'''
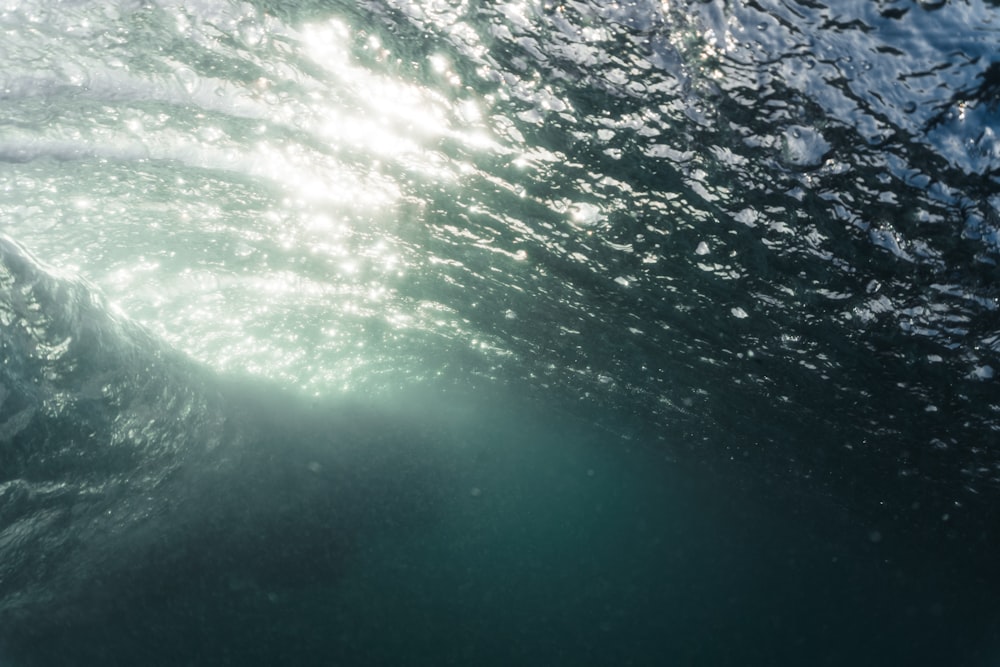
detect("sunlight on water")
[0,0,517,395]
[299,17,500,181]
[0,0,998,498]
[3,1,1000,665]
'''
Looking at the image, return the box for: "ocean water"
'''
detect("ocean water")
[2,0,999,664]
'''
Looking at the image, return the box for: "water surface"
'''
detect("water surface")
[2,0,999,665]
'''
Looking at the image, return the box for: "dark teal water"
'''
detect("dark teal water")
[2,0,999,665]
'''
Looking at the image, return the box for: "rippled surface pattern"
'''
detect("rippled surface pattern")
[2,0,1000,665]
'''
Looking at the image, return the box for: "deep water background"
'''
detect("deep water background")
[2,0,1000,665]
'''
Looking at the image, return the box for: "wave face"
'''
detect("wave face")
[0,237,460,664]
[2,0,1000,664]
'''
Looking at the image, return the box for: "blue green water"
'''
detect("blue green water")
[2,0,999,664]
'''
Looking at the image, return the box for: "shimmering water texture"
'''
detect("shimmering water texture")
[2,0,1000,665]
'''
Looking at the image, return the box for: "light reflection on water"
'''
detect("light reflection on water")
[1,0,1000,521]
[1,0,507,392]
[2,1,1000,664]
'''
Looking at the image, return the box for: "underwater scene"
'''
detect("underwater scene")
[1,0,999,665]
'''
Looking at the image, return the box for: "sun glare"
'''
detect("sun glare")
[297,18,501,184]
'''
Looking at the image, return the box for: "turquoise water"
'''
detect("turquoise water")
[2,0,1000,664]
